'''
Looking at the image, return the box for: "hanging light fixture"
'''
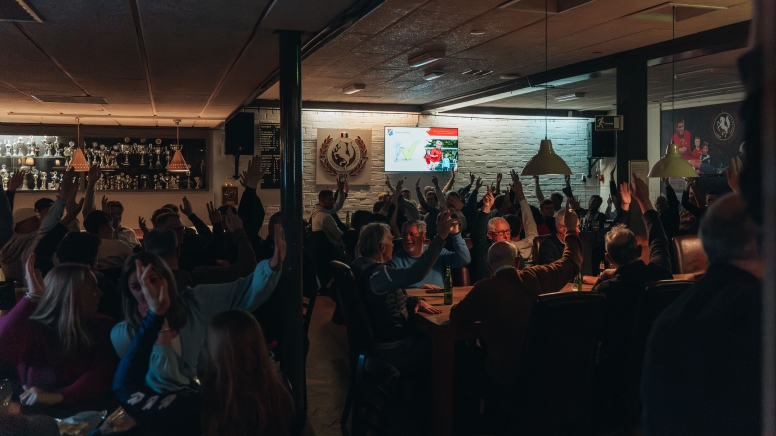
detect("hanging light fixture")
[648,6,698,179]
[67,117,89,172]
[167,119,189,172]
[522,0,571,176]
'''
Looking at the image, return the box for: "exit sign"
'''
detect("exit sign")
[594,115,624,131]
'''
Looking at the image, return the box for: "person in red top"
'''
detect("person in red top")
[671,119,693,160]
[0,255,118,407]
[691,137,703,160]
[425,141,443,170]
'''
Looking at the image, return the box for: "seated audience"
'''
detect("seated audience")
[110,224,286,393]
[154,209,216,271]
[681,179,719,222]
[0,255,118,407]
[537,207,569,265]
[389,219,470,289]
[84,210,132,270]
[449,208,582,385]
[655,177,680,240]
[415,178,442,238]
[642,193,761,435]
[113,264,293,436]
[351,212,456,372]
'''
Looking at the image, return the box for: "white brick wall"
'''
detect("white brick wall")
[259,109,606,218]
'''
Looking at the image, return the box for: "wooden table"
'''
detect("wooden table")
[408,273,693,436]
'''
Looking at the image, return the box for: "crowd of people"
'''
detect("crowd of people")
[0,129,763,435]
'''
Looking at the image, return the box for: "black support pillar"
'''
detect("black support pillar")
[615,57,649,185]
[278,30,306,424]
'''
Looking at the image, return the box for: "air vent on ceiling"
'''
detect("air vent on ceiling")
[499,0,595,14]
[462,70,494,76]
[0,0,42,22]
[628,2,727,22]
[33,96,108,104]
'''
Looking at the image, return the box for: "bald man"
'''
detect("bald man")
[450,209,583,386]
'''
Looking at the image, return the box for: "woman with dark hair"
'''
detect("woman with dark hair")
[110,224,286,393]
[0,255,117,407]
[113,261,293,435]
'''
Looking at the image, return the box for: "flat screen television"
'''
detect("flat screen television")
[384,127,458,172]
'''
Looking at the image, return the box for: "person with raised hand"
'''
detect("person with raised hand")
[415,176,442,238]
[114,258,294,436]
[450,206,583,386]
[237,155,267,251]
[310,176,348,251]
[0,253,117,408]
[111,223,286,394]
[351,210,459,373]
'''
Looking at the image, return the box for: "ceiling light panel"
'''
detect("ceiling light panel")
[342,84,366,94]
[408,51,445,67]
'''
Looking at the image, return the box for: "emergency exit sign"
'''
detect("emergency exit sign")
[594,115,624,131]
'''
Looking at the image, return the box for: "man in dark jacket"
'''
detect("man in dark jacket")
[642,192,761,435]
[350,211,455,373]
[592,175,673,415]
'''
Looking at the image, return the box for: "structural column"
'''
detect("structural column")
[616,57,648,236]
[278,30,306,421]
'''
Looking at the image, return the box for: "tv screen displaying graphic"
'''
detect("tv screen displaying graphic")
[384,127,459,172]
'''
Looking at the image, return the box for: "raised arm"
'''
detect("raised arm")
[533,175,546,203]
[180,198,212,245]
[238,155,266,239]
[332,177,348,214]
[562,174,574,198]
[630,175,671,271]
[192,211,258,284]
[81,166,100,219]
[432,175,447,211]
[681,180,703,218]
[442,171,455,194]
[415,178,436,213]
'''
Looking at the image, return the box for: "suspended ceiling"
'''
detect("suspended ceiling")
[0,0,753,127]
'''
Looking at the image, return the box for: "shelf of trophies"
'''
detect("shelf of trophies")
[0,133,208,192]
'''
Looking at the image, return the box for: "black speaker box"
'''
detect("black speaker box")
[225,112,256,155]
[588,123,616,157]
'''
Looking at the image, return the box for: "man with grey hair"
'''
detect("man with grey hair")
[388,219,470,289]
[351,210,457,372]
[450,208,583,385]
[591,175,673,419]
[537,207,568,265]
[642,192,762,435]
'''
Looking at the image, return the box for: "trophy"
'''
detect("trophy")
[153,174,160,189]
[4,140,10,157]
[31,168,39,190]
[49,171,58,191]
[1,174,7,190]
[138,145,146,166]
[53,137,61,157]
[141,174,148,189]
[132,176,138,189]
[40,172,47,190]
[193,177,201,189]
[164,149,171,169]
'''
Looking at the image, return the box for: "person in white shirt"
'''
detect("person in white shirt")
[309,178,348,249]
[84,210,132,270]
[106,200,140,249]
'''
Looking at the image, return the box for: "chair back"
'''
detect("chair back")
[330,261,376,361]
[671,235,707,274]
[532,234,550,264]
[350,355,401,436]
[635,235,650,265]
[452,266,471,286]
[513,292,606,431]
[307,231,342,287]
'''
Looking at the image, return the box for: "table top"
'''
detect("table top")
[408,273,697,330]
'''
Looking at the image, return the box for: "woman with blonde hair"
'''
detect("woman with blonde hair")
[114,260,293,435]
[0,254,118,407]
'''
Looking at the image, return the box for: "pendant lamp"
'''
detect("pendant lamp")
[167,119,189,172]
[648,7,698,179]
[521,0,571,177]
[67,118,90,172]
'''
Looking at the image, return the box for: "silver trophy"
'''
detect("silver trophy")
[138,145,146,166]
[40,172,47,190]
[31,168,39,190]
[53,137,61,157]
[193,177,201,189]
[153,174,160,189]
[141,174,148,189]
[4,140,11,157]
[49,171,58,191]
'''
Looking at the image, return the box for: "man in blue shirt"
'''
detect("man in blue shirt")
[388,219,470,289]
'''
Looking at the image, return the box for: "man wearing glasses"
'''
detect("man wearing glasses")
[388,219,470,290]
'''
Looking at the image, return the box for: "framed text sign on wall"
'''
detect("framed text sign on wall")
[259,123,281,189]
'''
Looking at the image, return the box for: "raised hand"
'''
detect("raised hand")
[87,165,101,187]
[496,172,503,183]
[435,210,457,239]
[8,170,26,192]
[58,170,80,202]
[270,223,286,270]
[179,196,193,217]
[24,253,45,298]
[336,176,349,194]
[395,178,404,193]
[629,173,653,211]
[571,196,581,210]
[446,194,464,211]
[565,174,571,185]
[243,155,264,190]
[610,164,616,179]
[475,176,483,190]
[431,175,439,187]
[564,199,579,233]
[62,195,85,225]
[385,175,392,187]
[726,156,742,194]
[415,177,420,189]
[619,182,631,209]
[469,171,475,185]
[138,216,149,235]
[222,207,244,232]
[101,195,109,212]
[206,201,222,224]
[136,260,169,316]
[481,186,495,212]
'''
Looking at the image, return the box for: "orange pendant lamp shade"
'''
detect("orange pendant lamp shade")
[68,147,90,172]
[167,119,189,172]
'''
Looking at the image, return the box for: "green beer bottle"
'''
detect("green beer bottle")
[345,211,351,227]
[444,266,453,305]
